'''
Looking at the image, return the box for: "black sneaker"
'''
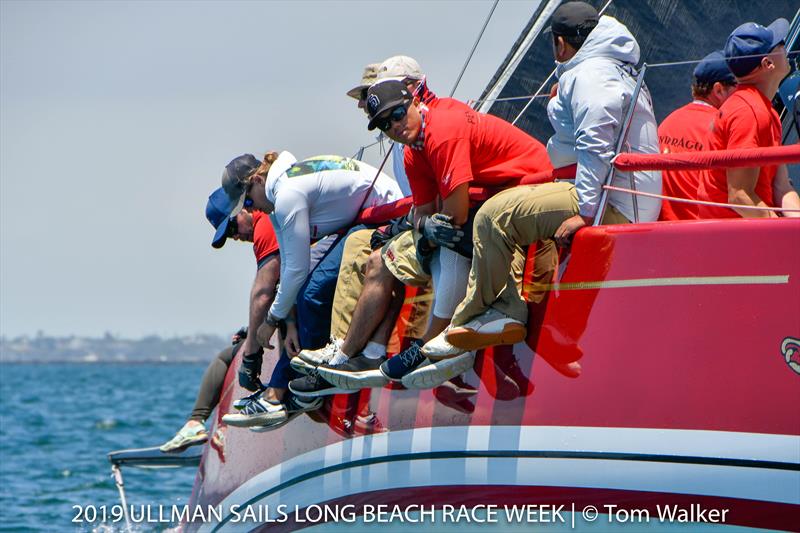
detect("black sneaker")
[317,355,388,390]
[380,340,425,382]
[288,371,353,398]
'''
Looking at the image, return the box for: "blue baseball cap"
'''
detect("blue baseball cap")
[206,187,238,248]
[725,18,789,77]
[693,50,736,85]
[206,153,260,248]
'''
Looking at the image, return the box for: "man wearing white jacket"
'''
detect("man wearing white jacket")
[426,1,662,355]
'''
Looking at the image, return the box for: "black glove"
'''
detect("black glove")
[414,231,435,275]
[238,347,264,392]
[418,213,464,249]
[370,213,414,250]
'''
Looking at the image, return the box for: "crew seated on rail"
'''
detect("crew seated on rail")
[696,18,800,218]
[658,51,737,220]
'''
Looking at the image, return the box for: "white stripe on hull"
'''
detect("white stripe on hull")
[199,426,799,532]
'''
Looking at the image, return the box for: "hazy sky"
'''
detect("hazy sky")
[0,0,542,338]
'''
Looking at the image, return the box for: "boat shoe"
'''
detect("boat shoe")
[445,309,526,351]
[291,337,343,375]
[159,422,208,452]
[402,351,476,389]
[421,327,467,359]
[317,355,388,390]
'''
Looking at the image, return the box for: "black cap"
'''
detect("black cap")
[548,1,599,37]
[366,80,411,131]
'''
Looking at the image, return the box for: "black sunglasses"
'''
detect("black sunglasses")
[225,216,239,238]
[359,88,369,101]
[376,104,409,132]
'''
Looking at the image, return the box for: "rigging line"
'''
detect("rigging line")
[511,0,614,125]
[470,93,551,105]
[647,50,800,69]
[450,0,500,98]
[602,185,800,213]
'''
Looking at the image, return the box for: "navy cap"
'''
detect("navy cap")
[366,80,411,130]
[693,50,736,85]
[725,18,789,77]
[206,187,238,248]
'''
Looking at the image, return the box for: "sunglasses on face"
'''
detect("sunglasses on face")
[225,216,239,238]
[359,88,369,101]
[376,104,409,132]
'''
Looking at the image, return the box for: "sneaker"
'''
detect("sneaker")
[222,397,286,428]
[317,355,388,390]
[380,340,426,382]
[232,387,266,410]
[446,309,526,350]
[250,395,323,432]
[288,371,353,398]
[402,351,476,389]
[159,422,208,452]
[422,327,467,360]
[291,338,343,375]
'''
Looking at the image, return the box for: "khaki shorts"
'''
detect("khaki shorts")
[380,230,431,288]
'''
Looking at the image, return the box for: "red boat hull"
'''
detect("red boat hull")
[187,218,800,532]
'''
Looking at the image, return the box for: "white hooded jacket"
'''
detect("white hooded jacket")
[547,15,661,222]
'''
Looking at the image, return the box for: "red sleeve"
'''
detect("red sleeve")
[724,104,760,151]
[252,212,279,264]
[428,137,473,199]
[405,146,439,206]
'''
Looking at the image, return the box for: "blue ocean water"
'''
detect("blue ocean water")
[0,363,207,532]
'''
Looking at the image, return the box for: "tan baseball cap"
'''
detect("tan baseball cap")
[377,55,423,81]
[346,63,380,99]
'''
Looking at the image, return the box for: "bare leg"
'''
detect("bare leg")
[368,281,406,346]
[340,250,397,356]
[423,316,451,342]
[263,387,287,402]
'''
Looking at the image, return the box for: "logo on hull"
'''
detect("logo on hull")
[781,337,800,375]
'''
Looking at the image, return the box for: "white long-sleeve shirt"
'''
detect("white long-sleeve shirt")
[265,151,403,319]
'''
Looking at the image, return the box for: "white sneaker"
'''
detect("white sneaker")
[291,337,343,375]
[402,351,476,389]
[421,327,467,360]
[446,309,526,350]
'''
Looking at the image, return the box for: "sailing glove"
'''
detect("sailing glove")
[238,347,264,391]
[418,213,464,249]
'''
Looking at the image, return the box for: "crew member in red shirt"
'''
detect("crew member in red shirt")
[658,51,737,220]
[696,19,800,218]
[362,80,553,386]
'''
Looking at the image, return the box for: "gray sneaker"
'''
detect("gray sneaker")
[317,355,388,390]
[402,351,476,389]
[250,395,323,433]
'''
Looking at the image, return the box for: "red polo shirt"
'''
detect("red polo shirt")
[696,85,781,218]
[657,102,718,220]
[404,106,552,206]
[252,211,279,264]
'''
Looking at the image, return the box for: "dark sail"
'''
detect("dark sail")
[481,0,799,143]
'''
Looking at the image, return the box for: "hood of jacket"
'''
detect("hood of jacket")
[556,15,640,78]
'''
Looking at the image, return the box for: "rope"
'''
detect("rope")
[450,0,499,98]
[602,185,800,213]
[646,50,799,69]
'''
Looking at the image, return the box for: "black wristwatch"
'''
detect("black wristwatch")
[265,312,285,329]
